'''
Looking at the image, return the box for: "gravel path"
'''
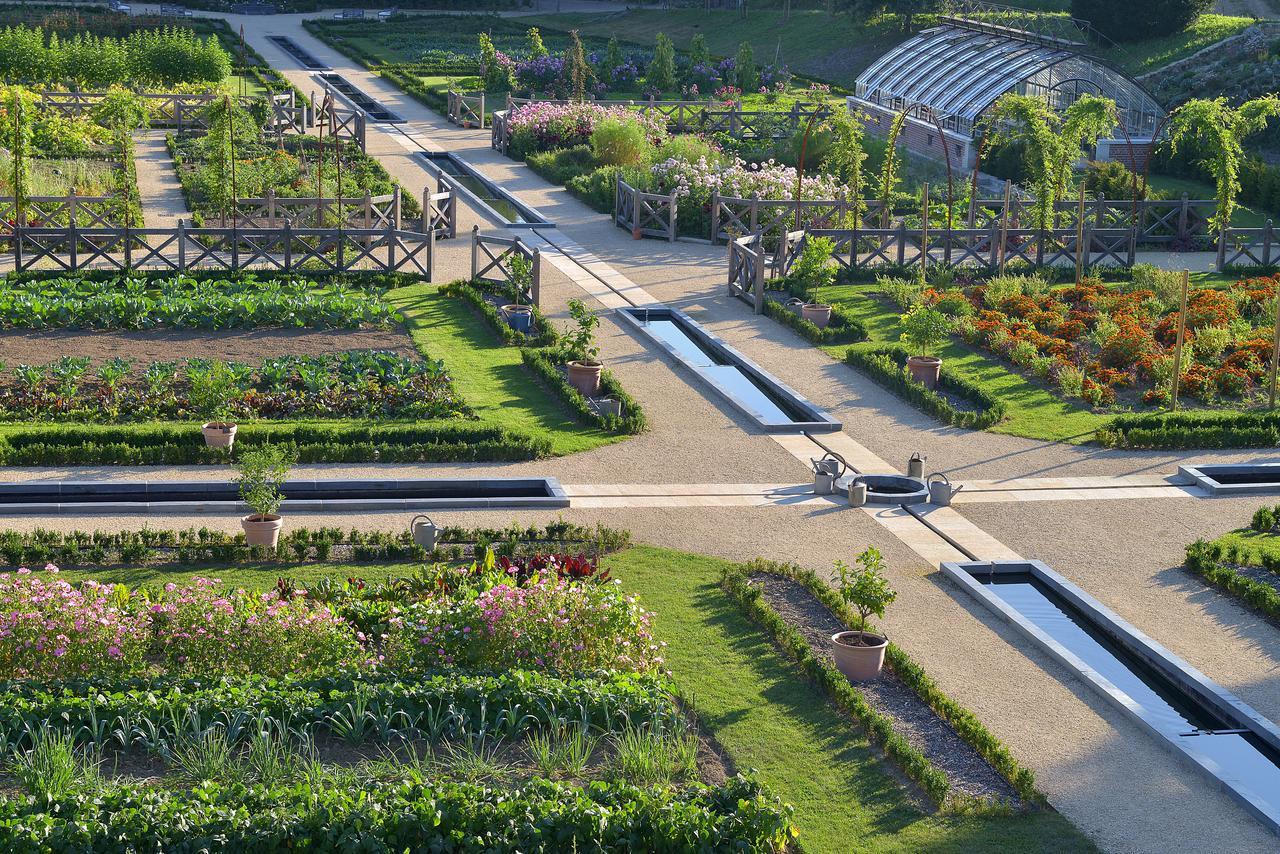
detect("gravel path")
[133,130,191,229]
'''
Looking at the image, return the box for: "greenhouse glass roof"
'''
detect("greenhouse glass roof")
[854,24,1163,139]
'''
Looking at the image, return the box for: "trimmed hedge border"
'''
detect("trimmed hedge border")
[0,775,793,852]
[521,348,647,435]
[745,559,1042,805]
[762,297,868,345]
[844,345,1007,429]
[440,279,557,347]
[719,563,951,807]
[1185,539,1280,621]
[0,422,551,466]
[1097,410,1280,449]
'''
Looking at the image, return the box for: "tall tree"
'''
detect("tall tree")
[1167,96,1280,231]
[649,33,676,93]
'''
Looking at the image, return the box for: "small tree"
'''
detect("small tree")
[235,445,296,521]
[561,298,600,363]
[565,30,592,103]
[603,36,623,80]
[478,32,512,92]
[1166,96,1280,232]
[649,33,676,93]
[689,33,709,68]
[899,302,951,358]
[877,108,908,227]
[835,547,897,643]
[3,88,30,223]
[821,106,866,223]
[526,27,549,60]
[735,41,757,92]
[189,360,240,426]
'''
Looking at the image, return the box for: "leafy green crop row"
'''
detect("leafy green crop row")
[0,274,399,330]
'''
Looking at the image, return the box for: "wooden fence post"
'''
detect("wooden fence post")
[1177,192,1190,243]
[531,247,541,308]
[1074,183,1086,285]
[426,214,435,280]
[283,220,292,270]
[752,239,764,314]
[479,92,486,129]
[1269,271,1280,409]
[667,192,677,242]
[266,189,277,228]
[1217,222,1228,269]
[393,186,402,230]
[710,191,720,243]
[896,220,907,266]
[919,183,929,281]
[998,180,1011,274]
[1267,219,1275,268]
[1170,269,1190,410]
[177,219,186,271]
[470,224,479,280]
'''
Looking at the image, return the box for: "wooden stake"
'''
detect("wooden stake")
[1074,182,1086,286]
[919,182,929,284]
[1269,289,1280,409]
[1169,269,1190,410]
[997,179,1011,274]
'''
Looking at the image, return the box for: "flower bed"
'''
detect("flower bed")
[505,101,666,159]
[0,351,463,422]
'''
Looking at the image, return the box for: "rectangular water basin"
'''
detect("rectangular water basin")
[418,152,551,228]
[0,477,568,515]
[616,306,840,433]
[268,36,329,70]
[945,558,1280,836]
[315,72,403,123]
[1178,462,1280,496]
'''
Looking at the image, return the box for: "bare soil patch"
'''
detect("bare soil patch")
[751,572,1023,807]
[0,327,419,366]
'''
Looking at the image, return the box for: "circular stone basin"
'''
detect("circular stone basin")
[855,474,929,506]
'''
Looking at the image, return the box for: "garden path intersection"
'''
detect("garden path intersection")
[6,9,1280,853]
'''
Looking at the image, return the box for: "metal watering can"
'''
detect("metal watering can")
[410,514,439,551]
[847,477,868,507]
[811,455,843,495]
[927,473,963,507]
[908,452,926,479]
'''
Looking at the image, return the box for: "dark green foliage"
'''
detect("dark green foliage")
[742,559,1043,805]
[440,279,557,347]
[1185,539,1280,621]
[525,145,600,186]
[520,348,647,435]
[0,423,551,466]
[844,345,1007,429]
[762,298,868,345]
[1096,410,1280,449]
[1082,160,1149,201]
[1073,0,1213,43]
[0,24,231,86]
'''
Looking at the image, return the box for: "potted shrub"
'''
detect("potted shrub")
[235,445,296,548]
[802,302,833,328]
[190,360,239,449]
[500,255,534,334]
[899,302,951,390]
[793,237,835,327]
[830,546,897,681]
[562,298,603,397]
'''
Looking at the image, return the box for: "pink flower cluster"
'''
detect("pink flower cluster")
[0,565,148,679]
[0,567,362,680]
[386,576,664,674]
[507,101,666,155]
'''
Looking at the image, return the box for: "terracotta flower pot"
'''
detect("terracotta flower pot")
[802,303,833,328]
[906,355,942,390]
[202,422,237,449]
[567,359,603,397]
[501,304,533,333]
[241,514,283,548]
[830,630,887,681]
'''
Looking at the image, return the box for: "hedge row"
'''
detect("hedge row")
[844,346,1007,430]
[762,298,868,345]
[440,279,558,347]
[719,564,950,806]
[0,522,631,569]
[0,423,551,466]
[0,775,793,853]
[521,348,647,435]
[0,671,677,751]
[744,559,1042,805]
[1184,539,1280,622]
[1097,410,1280,449]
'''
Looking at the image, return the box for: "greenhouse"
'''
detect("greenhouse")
[852,21,1165,168]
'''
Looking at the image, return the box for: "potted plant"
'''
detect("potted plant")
[802,302,833,328]
[190,360,239,449]
[793,237,835,328]
[235,445,296,548]
[562,298,603,397]
[899,302,951,390]
[830,546,897,681]
[500,255,534,334]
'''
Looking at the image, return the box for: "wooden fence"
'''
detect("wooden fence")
[0,192,125,229]
[1218,221,1280,268]
[614,179,678,242]
[219,188,403,230]
[41,91,301,134]
[0,222,434,276]
[447,91,486,128]
[426,175,459,239]
[470,226,541,306]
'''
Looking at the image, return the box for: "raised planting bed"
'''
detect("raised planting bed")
[439,279,556,348]
[845,345,1007,430]
[1098,409,1280,449]
[723,560,1038,810]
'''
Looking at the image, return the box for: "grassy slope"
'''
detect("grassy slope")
[50,545,1095,853]
[388,282,619,456]
[1147,174,1270,226]
[607,545,1096,854]
[1104,14,1254,75]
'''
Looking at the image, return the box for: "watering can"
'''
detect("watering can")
[811,455,843,495]
[908,452,926,480]
[927,473,963,507]
[847,478,868,508]
[410,514,439,551]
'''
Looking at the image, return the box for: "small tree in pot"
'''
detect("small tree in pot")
[562,298,602,397]
[191,360,239,449]
[235,445,296,548]
[500,254,535,334]
[830,546,897,681]
[899,302,951,390]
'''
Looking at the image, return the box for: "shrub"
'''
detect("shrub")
[648,32,676,91]
[899,303,951,357]
[590,116,652,167]
[1252,506,1276,533]
[1072,0,1214,43]
[525,145,599,185]
[844,346,1007,429]
[1097,410,1280,449]
[762,298,867,345]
